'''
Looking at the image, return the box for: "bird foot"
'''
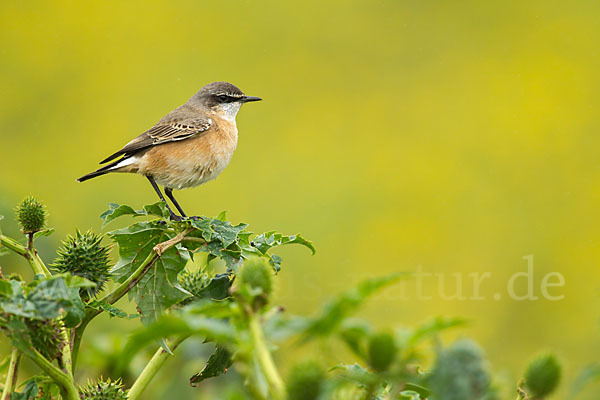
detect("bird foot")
[169,214,185,222]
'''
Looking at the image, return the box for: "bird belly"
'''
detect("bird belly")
[136,124,237,190]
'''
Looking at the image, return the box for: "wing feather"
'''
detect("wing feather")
[99,117,212,164]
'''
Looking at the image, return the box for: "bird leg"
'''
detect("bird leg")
[146,176,183,221]
[164,188,188,218]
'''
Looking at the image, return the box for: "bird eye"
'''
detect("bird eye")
[217,95,230,102]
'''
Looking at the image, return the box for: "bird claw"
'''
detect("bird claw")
[169,214,185,222]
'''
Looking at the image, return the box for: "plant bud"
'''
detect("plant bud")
[524,353,561,398]
[286,360,326,400]
[367,332,397,372]
[237,256,273,309]
[15,196,46,233]
[25,319,63,361]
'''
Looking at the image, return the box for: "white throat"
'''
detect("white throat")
[216,102,242,122]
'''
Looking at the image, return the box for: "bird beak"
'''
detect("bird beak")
[240,96,262,103]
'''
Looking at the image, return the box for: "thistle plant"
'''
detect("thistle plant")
[0,197,577,400]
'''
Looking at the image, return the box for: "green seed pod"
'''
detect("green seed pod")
[367,332,397,372]
[52,230,111,299]
[238,256,273,296]
[287,360,326,400]
[524,353,561,398]
[178,269,209,297]
[429,339,490,400]
[15,196,46,233]
[79,378,127,400]
[237,256,273,310]
[25,319,63,361]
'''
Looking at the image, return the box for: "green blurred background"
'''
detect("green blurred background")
[1,0,599,398]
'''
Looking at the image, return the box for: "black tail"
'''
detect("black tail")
[77,158,123,182]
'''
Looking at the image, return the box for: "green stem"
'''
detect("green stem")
[71,251,160,368]
[248,313,286,400]
[72,228,191,368]
[127,336,188,400]
[0,234,51,277]
[0,348,20,400]
[22,346,78,400]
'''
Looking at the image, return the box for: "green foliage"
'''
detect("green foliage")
[235,256,273,310]
[428,339,491,400]
[52,230,111,299]
[286,360,326,400]
[25,318,63,361]
[0,199,575,400]
[367,332,397,372]
[79,378,127,400]
[190,346,233,386]
[524,353,561,398]
[15,196,46,233]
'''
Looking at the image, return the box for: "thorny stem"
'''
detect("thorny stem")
[0,348,20,400]
[127,336,188,400]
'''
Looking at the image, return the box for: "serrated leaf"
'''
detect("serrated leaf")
[301,274,407,340]
[143,202,171,219]
[110,221,190,325]
[0,277,85,326]
[330,363,383,387]
[251,231,316,255]
[190,345,233,386]
[100,203,140,226]
[87,299,139,319]
[33,228,54,239]
[215,211,227,221]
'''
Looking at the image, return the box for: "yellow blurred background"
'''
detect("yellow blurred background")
[1,0,599,398]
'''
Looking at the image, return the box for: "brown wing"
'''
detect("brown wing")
[99,117,212,164]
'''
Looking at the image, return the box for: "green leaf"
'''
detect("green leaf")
[143,202,171,219]
[195,273,232,301]
[87,299,139,319]
[403,383,430,398]
[251,231,316,256]
[100,203,140,226]
[405,316,469,346]
[330,363,383,387]
[399,390,422,400]
[339,319,373,360]
[301,274,407,340]
[0,277,86,326]
[12,378,40,400]
[33,228,54,239]
[118,313,235,372]
[190,345,233,386]
[110,221,190,325]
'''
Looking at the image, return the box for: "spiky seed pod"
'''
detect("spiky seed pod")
[286,360,326,400]
[367,332,397,372]
[178,269,210,297]
[52,230,111,300]
[177,269,210,306]
[237,256,273,310]
[524,353,561,398]
[79,378,127,400]
[25,318,63,361]
[429,339,491,400]
[15,196,46,233]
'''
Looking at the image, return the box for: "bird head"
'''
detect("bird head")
[188,82,261,121]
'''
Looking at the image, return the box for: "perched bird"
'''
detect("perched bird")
[78,82,261,220]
